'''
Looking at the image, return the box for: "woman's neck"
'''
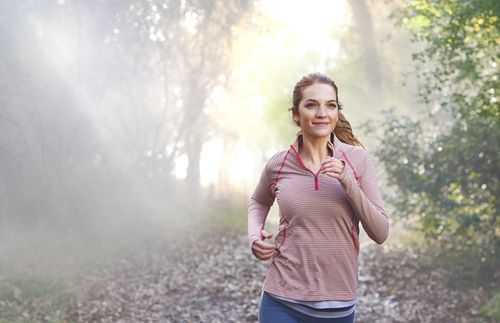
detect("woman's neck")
[299,134,329,165]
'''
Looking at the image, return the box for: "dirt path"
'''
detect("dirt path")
[68,229,492,322]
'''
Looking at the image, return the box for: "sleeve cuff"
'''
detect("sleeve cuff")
[249,237,259,249]
[337,160,350,183]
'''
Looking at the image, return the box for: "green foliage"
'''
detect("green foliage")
[392,0,499,120]
[200,195,249,232]
[376,0,500,278]
[373,111,499,271]
[0,277,74,322]
[482,290,500,320]
[258,51,330,147]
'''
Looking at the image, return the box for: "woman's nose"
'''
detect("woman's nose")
[316,105,327,117]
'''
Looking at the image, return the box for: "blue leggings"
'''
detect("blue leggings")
[259,291,355,323]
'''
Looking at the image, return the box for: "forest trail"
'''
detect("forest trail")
[68,229,491,323]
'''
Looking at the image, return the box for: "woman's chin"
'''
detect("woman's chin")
[305,130,333,139]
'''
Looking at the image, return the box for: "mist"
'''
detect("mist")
[1,0,495,322]
[0,0,254,279]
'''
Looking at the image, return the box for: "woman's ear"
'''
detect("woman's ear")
[291,106,299,122]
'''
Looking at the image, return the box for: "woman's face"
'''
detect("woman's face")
[293,82,339,140]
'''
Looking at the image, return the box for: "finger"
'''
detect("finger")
[261,229,273,239]
[324,161,343,169]
[321,161,339,171]
[257,250,276,261]
[322,168,341,178]
[321,158,334,166]
[321,165,341,174]
[254,249,275,260]
[253,241,276,253]
[253,240,276,251]
[321,157,339,165]
[253,250,270,261]
[258,247,276,257]
[322,159,342,167]
[259,254,274,261]
[322,165,338,172]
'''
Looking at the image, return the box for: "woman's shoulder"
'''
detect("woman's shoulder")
[266,148,290,164]
[263,148,291,172]
[338,142,373,175]
[339,141,369,159]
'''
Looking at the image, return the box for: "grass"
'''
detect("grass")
[482,290,500,320]
[0,274,75,323]
[197,196,249,232]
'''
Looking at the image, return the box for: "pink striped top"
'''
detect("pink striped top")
[248,133,390,301]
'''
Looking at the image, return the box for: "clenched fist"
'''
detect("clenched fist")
[251,229,276,261]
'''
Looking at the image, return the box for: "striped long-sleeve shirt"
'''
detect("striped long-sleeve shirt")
[248,133,390,301]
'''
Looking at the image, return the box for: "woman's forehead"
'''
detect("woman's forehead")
[302,83,337,101]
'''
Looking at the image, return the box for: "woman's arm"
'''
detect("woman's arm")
[248,200,272,248]
[337,149,390,244]
[248,161,276,248]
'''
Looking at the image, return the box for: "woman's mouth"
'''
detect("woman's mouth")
[312,122,330,127]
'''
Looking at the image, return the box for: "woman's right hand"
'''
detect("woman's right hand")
[251,229,276,261]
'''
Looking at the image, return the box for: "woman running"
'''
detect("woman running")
[248,72,390,322]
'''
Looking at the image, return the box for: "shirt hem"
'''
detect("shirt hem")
[263,291,357,319]
[262,285,357,301]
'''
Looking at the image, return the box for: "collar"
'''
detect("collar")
[290,132,342,158]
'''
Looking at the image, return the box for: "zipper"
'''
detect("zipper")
[290,145,324,191]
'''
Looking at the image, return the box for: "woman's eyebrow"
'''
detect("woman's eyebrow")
[304,99,338,103]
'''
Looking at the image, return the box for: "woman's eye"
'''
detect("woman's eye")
[305,104,316,108]
[328,104,338,109]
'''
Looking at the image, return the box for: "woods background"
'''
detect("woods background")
[0,0,498,322]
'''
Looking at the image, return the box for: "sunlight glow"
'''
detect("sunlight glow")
[196,0,350,190]
[200,138,224,186]
[199,138,258,193]
[260,0,349,70]
[174,154,188,180]
[260,0,349,43]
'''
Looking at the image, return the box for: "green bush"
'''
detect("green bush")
[482,291,500,320]
[0,276,75,323]
[373,0,500,281]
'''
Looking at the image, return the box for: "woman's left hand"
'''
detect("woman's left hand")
[321,157,345,179]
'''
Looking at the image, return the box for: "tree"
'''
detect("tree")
[110,0,254,197]
[347,0,381,95]
[375,0,499,278]
[0,0,255,228]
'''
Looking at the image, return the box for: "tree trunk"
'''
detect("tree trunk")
[347,0,381,94]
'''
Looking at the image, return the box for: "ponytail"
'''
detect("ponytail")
[334,111,363,147]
